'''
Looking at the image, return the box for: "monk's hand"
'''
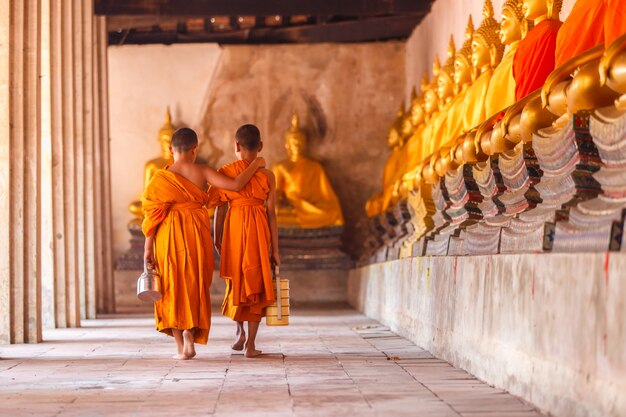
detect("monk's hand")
[144,247,155,268]
[253,157,266,169]
[271,252,281,267]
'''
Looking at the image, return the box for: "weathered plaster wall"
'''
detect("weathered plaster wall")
[404,0,577,100]
[108,42,405,259]
[348,253,626,417]
[198,43,405,256]
[108,43,223,258]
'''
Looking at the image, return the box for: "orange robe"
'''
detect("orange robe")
[462,69,492,132]
[513,19,563,100]
[142,169,213,344]
[556,0,606,67]
[209,160,275,323]
[605,0,626,45]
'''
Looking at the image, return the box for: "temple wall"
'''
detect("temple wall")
[108,42,405,258]
[348,253,626,417]
[404,0,577,98]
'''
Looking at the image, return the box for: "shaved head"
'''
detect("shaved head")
[171,128,198,152]
[235,124,261,150]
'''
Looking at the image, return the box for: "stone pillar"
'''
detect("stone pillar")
[95,16,116,314]
[0,0,44,344]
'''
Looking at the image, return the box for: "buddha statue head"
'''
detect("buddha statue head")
[387,102,405,149]
[159,108,176,160]
[408,83,426,128]
[437,36,456,104]
[472,0,505,76]
[285,112,307,162]
[454,16,475,91]
[522,0,563,24]
[424,57,441,116]
[500,0,527,44]
[400,88,420,140]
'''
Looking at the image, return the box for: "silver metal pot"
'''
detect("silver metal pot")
[137,262,162,302]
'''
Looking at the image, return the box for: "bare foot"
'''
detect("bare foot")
[231,333,246,351]
[173,353,190,360]
[182,330,196,359]
[244,343,262,358]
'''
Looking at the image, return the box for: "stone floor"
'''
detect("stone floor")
[0,307,546,417]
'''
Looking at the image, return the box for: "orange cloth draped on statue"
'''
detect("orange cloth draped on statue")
[513,19,562,100]
[555,0,606,67]
[142,169,214,344]
[605,0,626,45]
[208,160,275,323]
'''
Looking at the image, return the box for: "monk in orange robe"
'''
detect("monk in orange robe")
[142,127,265,360]
[210,124,279,358]
[555,0,606,67]
[513,18,562,100]
[605,0,626,46]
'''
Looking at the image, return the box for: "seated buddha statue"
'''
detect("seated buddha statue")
[600,32,626,110]
[365,102,407,217]
[462,0,504,132]
[403,76,429,186]
[444,16,475,149]
[420,57,442,161]
[484,0,528,119]
[129,109,175,221]
[273,113,344,228]
[513,0,563,101]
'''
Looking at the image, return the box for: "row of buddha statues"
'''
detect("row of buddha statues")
[365,0,626,258]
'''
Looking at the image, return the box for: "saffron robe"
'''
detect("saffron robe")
[209,160,275,323]
[485,43,519,118]
[142,169,214,344]
[605,0,626,46]
[443,89,468,148]
[555,0,606,67]
[513,19,563,100]
[462,69,493,132]
[272,157,344,228]
[405,124,426,171]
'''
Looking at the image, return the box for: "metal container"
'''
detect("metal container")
[137,262,162,302]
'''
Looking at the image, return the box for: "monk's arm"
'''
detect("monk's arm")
[144,234,155,267]
[213,204,228,254]
[203,157,266,191]
[264,169,280,266]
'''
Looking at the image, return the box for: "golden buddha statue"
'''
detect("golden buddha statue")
[444,16,475,151]
[462,0,504,133]
[540,0,617,126]
[600,32,626,110]
[503,0,563,143]
[432,36,458,177]
[484,0,528,119]
[403,84,427,178]
[366,102,408,217]
[421,57,442,160]
[129,108,176,221]
[273,113,344,228]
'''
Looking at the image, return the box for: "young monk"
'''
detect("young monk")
[210,124,280,358]
[142,127,265,360]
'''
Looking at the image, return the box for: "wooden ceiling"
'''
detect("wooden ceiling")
[95,0,434,45]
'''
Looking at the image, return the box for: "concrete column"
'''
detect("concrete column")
[82,0,97,320]
[40,0,55,330]
[50,0,68,328]
[61,0,80,328]
[96,16,115,314]
[0,0,12,344]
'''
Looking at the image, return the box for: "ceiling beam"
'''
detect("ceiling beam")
[95,0,433,17]
[107,14,425,45]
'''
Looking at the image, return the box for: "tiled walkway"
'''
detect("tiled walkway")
[0,307,545,417]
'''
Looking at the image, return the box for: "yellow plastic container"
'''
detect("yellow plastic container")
[266,268,289,326]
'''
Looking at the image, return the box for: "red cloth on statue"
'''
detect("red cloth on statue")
[555,0,606,67]
[605,0,626,46]
[513,19,562,100]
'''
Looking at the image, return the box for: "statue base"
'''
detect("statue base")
[551,108,626,252]
[116,219,145,270]
[278,226,354,270]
